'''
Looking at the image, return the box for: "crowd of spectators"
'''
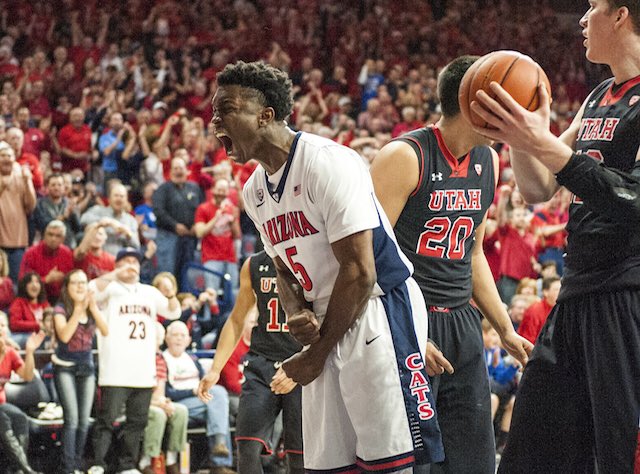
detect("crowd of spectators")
[0,0,597,470]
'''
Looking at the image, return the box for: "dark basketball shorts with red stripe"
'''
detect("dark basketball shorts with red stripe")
[499,289,640,473]
[235,352,303,456]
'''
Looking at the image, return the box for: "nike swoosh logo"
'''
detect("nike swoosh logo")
[365,335,381,345]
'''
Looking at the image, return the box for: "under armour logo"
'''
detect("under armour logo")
[432,172,443,181]
[588,100,597,108]
[259,265,269,272]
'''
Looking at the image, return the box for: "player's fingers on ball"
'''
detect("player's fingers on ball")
[488,82,522,112]
[469,100,502,127]
[472,91,510,122]
[538,82,551,104]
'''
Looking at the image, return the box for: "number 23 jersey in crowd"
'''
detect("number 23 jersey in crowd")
[393,126,496,308]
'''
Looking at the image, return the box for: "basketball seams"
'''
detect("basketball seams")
[524,66,541,111]
[459,50,551,128]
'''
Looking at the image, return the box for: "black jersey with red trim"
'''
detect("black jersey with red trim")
[393,126,495,307]
[249,251,302,362]
[560,76,640,299]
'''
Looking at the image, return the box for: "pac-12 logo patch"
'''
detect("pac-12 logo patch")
[475,164,482,176]
[256,188,264,204]
[630,95,640,107]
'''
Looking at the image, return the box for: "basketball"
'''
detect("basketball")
[459,50,552,128]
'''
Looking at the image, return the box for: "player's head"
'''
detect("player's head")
[580,0,640,64]
[604,1,640,32]
[212,61,293,163]
[437,55,480,119]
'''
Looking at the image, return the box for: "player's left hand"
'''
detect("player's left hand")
[282,350,325,386]
[270,366,298,394]
[499,330,533,367]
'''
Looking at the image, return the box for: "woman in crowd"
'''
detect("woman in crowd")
[9,272,49,348]
[53,269,108,474]
[0,312,45,474]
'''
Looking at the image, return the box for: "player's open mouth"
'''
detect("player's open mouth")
[215,132,234,156]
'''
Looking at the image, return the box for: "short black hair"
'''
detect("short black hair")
[437,55,480,118]
[606,1,640,34]
[217,61,294,121]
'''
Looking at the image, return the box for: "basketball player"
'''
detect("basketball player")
[197,251,303,473]
[209,61,444,472]
[370,56,532,474]
[87,247,181,474]
[471,1,640,471]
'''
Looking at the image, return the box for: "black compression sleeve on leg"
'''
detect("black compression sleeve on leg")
[555,153,640,221]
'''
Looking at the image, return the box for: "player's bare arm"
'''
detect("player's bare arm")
[472,215,533,366]
[369,140,420,227]
[370,141,454,376]
[273,255,319,346]
[282,230,376,385]
[198,258,257,402]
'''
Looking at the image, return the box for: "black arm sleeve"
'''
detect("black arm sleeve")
[555,153,640,222]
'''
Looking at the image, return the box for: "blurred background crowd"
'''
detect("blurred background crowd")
[0,0,596,471]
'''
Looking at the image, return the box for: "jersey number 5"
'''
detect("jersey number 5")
[417,216,474,260]
[285,246,313,291]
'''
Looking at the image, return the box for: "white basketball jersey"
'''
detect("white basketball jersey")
[243,131,413,317]
[91,280,180,387]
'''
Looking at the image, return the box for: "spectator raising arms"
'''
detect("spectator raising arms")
[88,247,180,474]
[53,269,108,474]
[0,142,36,284]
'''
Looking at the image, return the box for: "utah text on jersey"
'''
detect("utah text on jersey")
[428,189,483,211]
[260,277,278,294]
[577,117,620,142]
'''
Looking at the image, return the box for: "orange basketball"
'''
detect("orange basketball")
[459,50,551,128]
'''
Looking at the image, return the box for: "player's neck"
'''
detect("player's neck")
[255,126,298,175]
[609,39,640,83]
[435,117,479,158]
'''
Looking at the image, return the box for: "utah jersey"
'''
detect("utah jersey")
[249,250,302,361]
[562,76,640,297]
[243,131,414,319]
[394,126,496,308]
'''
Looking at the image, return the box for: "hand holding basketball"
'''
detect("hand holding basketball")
[459,50,552,128]
[287,309,320,346]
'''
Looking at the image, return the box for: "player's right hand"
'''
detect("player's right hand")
[287,309,320,346]
[425,341,454,376]
[270,366,297,395]
[197,371,220,402]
